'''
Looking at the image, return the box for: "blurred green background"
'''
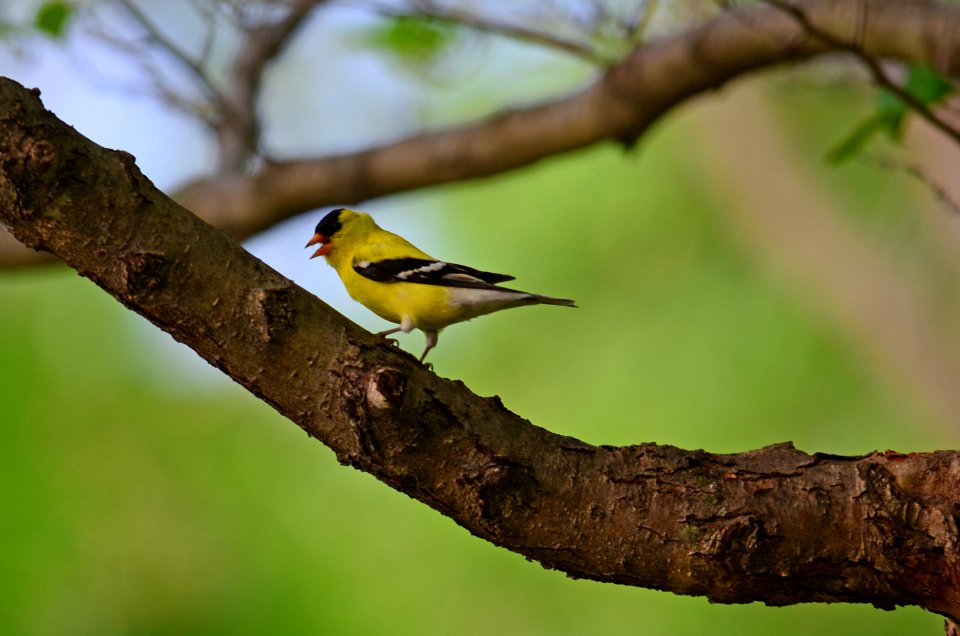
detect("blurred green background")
[2,2,959,634]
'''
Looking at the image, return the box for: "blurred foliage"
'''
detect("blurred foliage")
[828,64,954,163]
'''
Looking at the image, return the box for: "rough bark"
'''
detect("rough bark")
[0,78,958,620]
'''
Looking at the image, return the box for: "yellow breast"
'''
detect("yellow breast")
[339,267,464,330]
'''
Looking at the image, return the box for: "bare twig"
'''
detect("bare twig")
[860,152,960,215]
[82,16,216,123]
[192,0,218,68]
[368,0,661,65]
[109,0,324,172]
[626,0,658,44]
[115,0,222,105]
[217,0,324,172]
[366,0,608,64]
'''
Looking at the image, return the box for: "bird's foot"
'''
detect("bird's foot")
[375,328,401,347]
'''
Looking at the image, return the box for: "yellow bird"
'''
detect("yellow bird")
[306,208,576,363]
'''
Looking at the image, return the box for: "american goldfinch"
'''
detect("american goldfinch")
[306,208,576,363]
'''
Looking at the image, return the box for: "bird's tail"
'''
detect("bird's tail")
[531,294,577,308]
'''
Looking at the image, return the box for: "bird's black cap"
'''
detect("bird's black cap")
[315,208,345,237]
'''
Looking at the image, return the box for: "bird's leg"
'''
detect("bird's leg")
[419,330,438,366]
[376,327,402,346]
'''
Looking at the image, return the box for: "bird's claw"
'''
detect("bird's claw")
[421,361,434,371]
[374,330,401,347]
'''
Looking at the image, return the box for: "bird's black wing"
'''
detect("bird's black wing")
[354,257,515,289]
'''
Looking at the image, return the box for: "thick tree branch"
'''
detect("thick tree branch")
[1,78,958,620]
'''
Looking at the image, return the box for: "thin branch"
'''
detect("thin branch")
[625,0,658,44]
[115,0,222,105]
[81,16,217,124]
[867,63,960,144]
[192,0,218,65]
[364,0,609,64]
[107,0,324,171]
[860,152,960,215]
[217,0,324,172]
[762,0,960,146]
[372,0,661,65]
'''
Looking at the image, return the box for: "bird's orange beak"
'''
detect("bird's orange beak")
[305,233,332,258]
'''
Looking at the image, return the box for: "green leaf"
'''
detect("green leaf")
[362,15,456,65]
[34,1,73,38]
[904,64,953,105]
[826,112,890,164]
[873,87,908,141]
[829,64,955,162]
[872,65,955,142]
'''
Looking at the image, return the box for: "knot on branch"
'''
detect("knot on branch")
[697,514,763,578]
[858,463,912,531]
[17,138,55,177]
[459,451,539,531]
[120,252,170,300]
[0,132,57,219]
[324,358,408,469]
[108,149,153,207]
[365,367,406,411]
[250,285,298,343]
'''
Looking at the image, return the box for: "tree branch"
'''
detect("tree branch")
[5,0,960,265]
[171,0,960,237]
[115,0,222,106]
[116,0,326,172]
[1,78,958,620]
[366,1,609,64]
[763,0,960,146]
[861,152,960,216]
[217,0,322,172]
